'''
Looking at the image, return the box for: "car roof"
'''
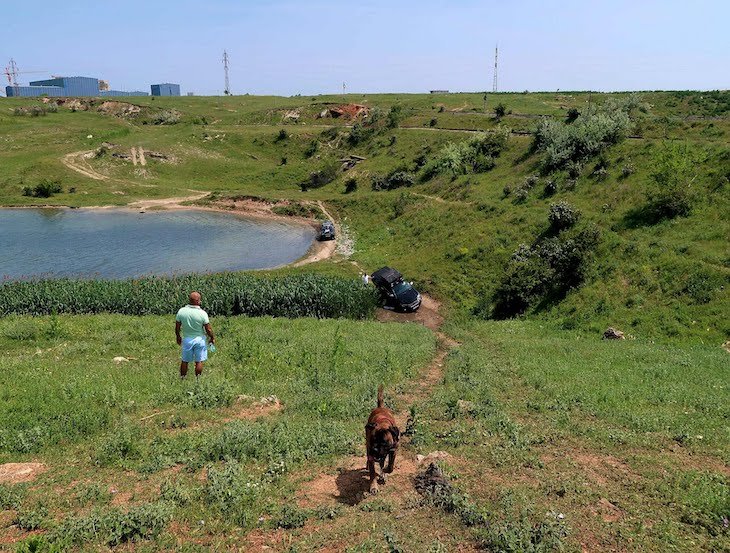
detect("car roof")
[371,266,402,285]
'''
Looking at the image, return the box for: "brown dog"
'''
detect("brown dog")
[365,385,400,494]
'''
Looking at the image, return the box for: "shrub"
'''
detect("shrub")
[386,105,404,128]
[429,118,438,127]
[494,103,506,118]
[13,107,26,116]
[646,142,697,219]
[347,123,375,146]
[275,129,288,142]
[543,179,557,196]
[0,484,25,510]
[548,201,581,231]
[300,161,339,191]
[432,129,508,176]
[566,107,580,123]
[46,102,58,113]
[152,110,180,125]
[621,163,635,178]
[94,424,140,466]
[344,177,358,194]
[30,105,47,117]
[372,170,415,191]
[22,179,62,198]
[532,102,632,171]
[490,225,600,318]
[304,140,318,158]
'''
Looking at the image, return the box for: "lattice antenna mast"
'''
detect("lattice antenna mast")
[223,50,230,95]
[492,44,498,93]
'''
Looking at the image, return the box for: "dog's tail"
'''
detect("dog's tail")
[377,384,384,408]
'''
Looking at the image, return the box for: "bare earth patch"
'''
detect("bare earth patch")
[0,462,46,484]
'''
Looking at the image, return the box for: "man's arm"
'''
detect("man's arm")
[204,323,215,344]
[175,321,182,345]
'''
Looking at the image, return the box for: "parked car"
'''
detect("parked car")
[371,266,422,312]
[319,220,336,241]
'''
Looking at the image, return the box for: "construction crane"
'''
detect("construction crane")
[4,58,46,96]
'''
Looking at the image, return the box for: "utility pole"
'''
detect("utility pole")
[222,50,230,95]
[492,44,498,93]
[342,81,346,95]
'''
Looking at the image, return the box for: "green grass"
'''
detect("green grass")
[410,319,730,552]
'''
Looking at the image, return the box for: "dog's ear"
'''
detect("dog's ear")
[390,426,400,442]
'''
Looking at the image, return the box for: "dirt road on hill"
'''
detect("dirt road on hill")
[61,150,108,181]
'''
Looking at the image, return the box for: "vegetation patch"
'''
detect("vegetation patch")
[0,273,378,319]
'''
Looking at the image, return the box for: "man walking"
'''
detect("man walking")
[175,291,215,378]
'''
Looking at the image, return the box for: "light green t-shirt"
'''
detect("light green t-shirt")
[175,305,209,338]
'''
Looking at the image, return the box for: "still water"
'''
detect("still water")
[0,208,316,279]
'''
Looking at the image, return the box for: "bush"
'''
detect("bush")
[372,170,415,191]
[275,504,309,529]
[548,201,581,232]
[304,140,318,158]
[386,105,404,128]
[566,107,580,123]
[429,118,438,127]
[0,273,379,320]
[494,103,506,118]
[532,102,633,171]
[22,179,62,198]
[30,105,47,117]
[490,225,600,318]
[151,110,180,125]
[14,504,48,530]
[432,129,508,177]
[646,142,697,219]
[344,177,358,193]
[275,129,288,142]
[300,161,339,191]
[347,123,375,146]
[46,102,58,113]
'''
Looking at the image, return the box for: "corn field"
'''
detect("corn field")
[0,273,379,319]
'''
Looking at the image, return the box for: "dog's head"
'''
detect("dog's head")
[367,423,400,460]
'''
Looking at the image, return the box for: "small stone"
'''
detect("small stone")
[112,356,129,363]
[603,327,625,340]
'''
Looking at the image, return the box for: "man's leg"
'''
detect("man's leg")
[195,361,204,377]
[180,361,189,377]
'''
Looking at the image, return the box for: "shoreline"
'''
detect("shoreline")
[0,194,337,269]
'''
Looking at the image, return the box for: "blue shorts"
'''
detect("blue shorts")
[181,336,208,363]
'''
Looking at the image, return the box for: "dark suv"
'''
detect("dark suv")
[319,221,336,241]
[371,267,422,312]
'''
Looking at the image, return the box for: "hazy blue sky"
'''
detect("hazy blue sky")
[3,0,728,96]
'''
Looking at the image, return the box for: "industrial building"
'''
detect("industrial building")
[151,83,180,96]
[5,76,148,98]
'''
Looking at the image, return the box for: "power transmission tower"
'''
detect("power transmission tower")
[4,59,20,97]
[492,45,498,93]
[222,50,230,95]
[342,81,346,95]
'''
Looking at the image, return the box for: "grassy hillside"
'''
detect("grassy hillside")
[2,90,727,341]
[1,91,728,552]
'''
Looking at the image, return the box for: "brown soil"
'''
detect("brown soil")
[0,462,46,484]
[221,396,283,423]
[571,452,640,487]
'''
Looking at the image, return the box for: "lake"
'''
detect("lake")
[0,208,316,279]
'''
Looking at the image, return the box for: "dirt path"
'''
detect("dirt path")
[127,191,210,210]
[61,150,108,181]
[291,201,336,267]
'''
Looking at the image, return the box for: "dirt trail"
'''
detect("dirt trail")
[61,150,108,181]
[127,191,210,210]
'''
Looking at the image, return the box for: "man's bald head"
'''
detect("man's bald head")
[189,291,202,306]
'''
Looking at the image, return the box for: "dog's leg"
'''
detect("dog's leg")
[378,459,386,484]
[367,457,379,494]
[385,450,397,474]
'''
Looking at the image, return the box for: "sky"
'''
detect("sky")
[2,0,728,96]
